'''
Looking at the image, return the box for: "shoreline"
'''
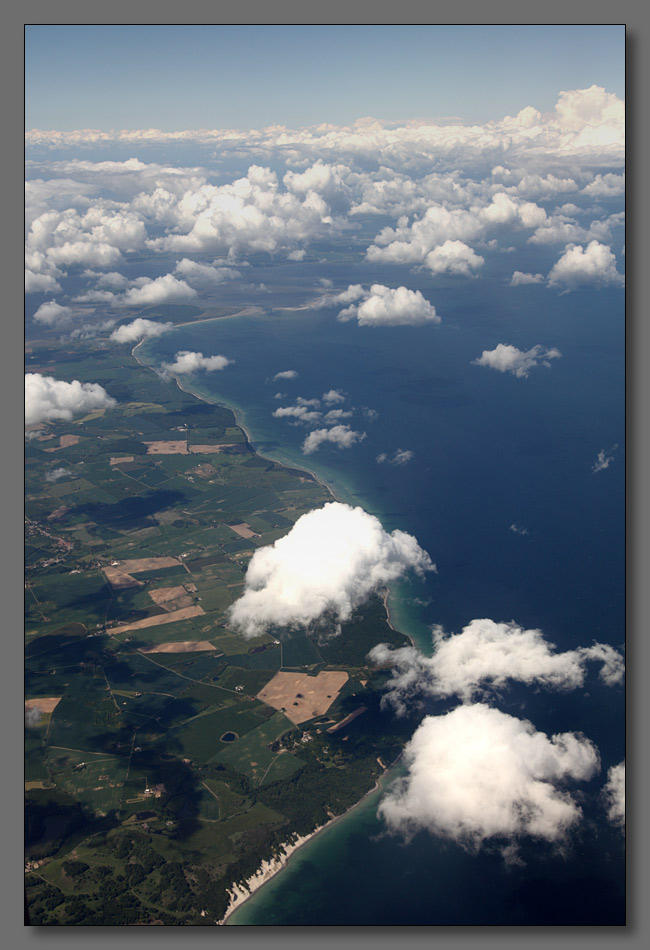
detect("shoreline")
[220,763,396,925]
[132,331,408,925]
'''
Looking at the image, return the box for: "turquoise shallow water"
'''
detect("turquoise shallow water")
[137,273,624,925]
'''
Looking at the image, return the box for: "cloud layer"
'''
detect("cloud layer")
[228,502,435,638]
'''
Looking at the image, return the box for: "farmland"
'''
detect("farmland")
[24,333,413,926]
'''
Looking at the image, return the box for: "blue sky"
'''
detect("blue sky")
[25,24,624,131]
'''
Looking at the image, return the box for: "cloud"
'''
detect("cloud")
[378,703,600,855]
[582,173,625,198]
[121,274,197,307]
[547,241,624,290]
[25,373,117,426]
[45,467,72,483]
[337,284,440,327]
[323,408,353,424]
[273,404,323,425]
[376,449,414,466]
[510,271,544,286]
[302,425,366,454]
[173,258,241,288]
[160,350,232,378]
[25,271,62,294]
[424,240,484,276]
[110,318,173,343]
[472,343,561,378]
[272,369,298,380]
[32,300,79,326]
[370,618,624,713]
[509,523,529,536]
[602,761,625,829]
[228,501,435,638]
[592,445,617,473]
[322,389,346,404]
[25,707,42,728]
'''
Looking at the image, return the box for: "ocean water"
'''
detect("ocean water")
[138,267,625,925]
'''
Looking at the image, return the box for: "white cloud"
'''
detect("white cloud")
[323,408,353,424]
[33,300,79,326]
[472,343,561,378]
[583,173,625,197]
[160,350,232,378]
[302,425,366,454]
[25,271,62,294]
[376,449,414,466]
[602,761,625,829]
[337,284,440,327]
[424,240,484,276]
[25,373,117,426]
[510,271,544,286]
[370,618,624,713]
[110,318,173,343]
[273,404,323,425]
[378,703,600,855]
[593,445,617,473]
[121,274,197,307]
[547,241,624,290]
[228,501,435,638]
[173,258,241,288]
[272,369,298,380]
[322,389,346,404]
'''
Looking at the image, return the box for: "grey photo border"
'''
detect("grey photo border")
[11,3,643,948]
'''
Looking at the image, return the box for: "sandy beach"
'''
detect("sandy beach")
[219,762,396,925]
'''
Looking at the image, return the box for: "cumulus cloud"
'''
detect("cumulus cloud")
[423,240,484,276]
[370,618,624,713]
[173,258,241,288]
[25,271,62,294]
[25,373,117,426]
[121,273,197,307]
[25,707,42,728]
[228,501,435,638]
[323,408,353,424]
[160,350,232,378]
[547,241,624,290]
[273,369,298,380]
[302,425,366,454]
[583,173,625,197]
[336,284,440,327]
[322,389,346,404]
[592,444,617,473]
[110,318,173,343]
[602,761,625,829]
[510,271,544,286]
[472,343,561,378]
[273,405,323,425]
[376,449,414,466]
[378,703,600,855]
[33,300,79,326]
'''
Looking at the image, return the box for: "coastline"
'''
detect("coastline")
[131,331,408,925]
[220,763,395,925]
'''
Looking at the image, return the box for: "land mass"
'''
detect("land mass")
[25,322,414,926]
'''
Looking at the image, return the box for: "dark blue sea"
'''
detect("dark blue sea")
[139,262,625,926]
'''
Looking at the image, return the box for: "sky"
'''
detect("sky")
[25,24,625,131]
